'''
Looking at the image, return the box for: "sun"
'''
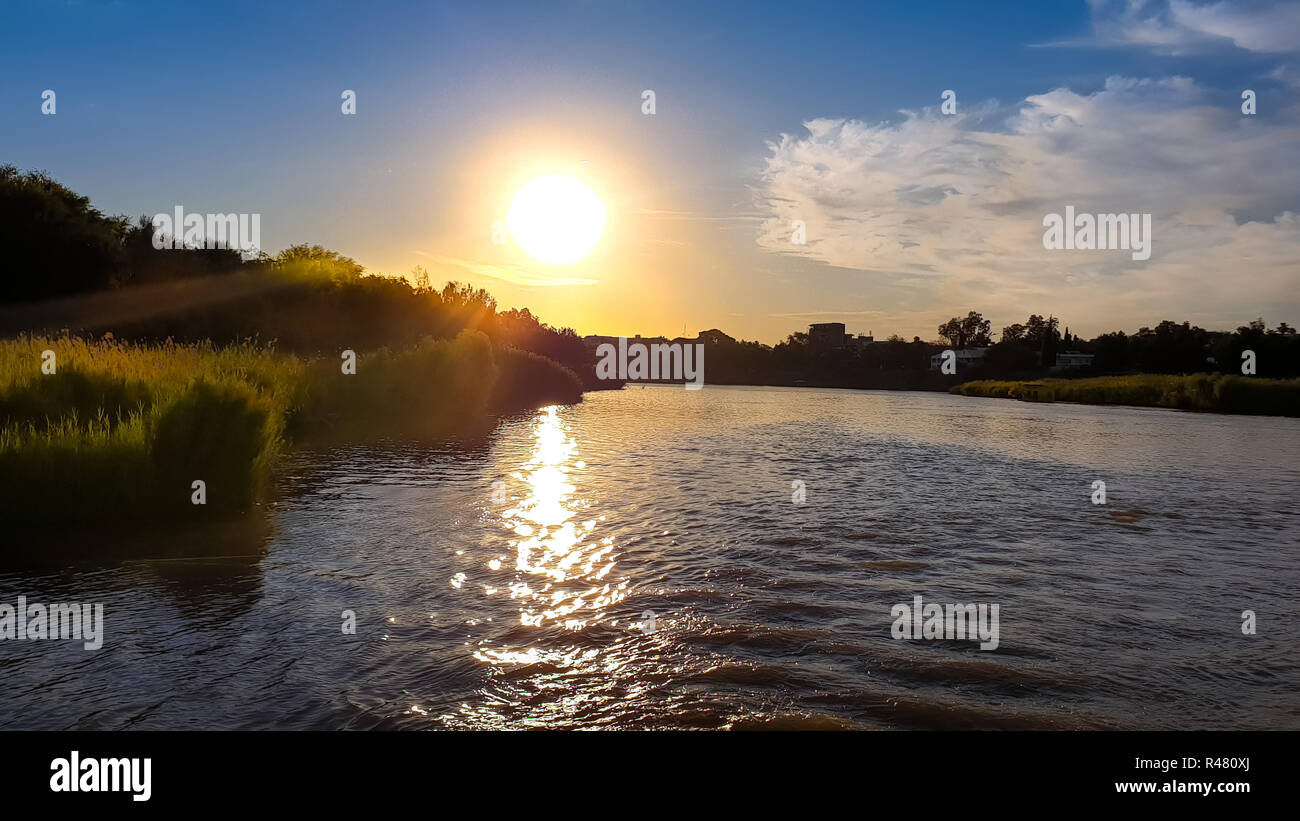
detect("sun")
[507,175,606,265]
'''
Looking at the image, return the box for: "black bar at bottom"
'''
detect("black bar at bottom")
[1,730,1284,808]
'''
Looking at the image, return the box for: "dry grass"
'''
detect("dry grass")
[952,373,1300,416]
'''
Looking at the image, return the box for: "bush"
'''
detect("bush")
[295,330,499,438]
[953,374,1300,416]
[489,346,584,410]
[150,379,278,514]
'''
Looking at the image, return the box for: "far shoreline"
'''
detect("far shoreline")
[594,376,1300,419]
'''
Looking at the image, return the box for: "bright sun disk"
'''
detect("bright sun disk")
[507,175,605,265]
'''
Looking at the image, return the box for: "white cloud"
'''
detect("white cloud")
[1078,0,1300,55]
[1267,64,1300,87]
[424,255,598,287]
[754,76,1300,333]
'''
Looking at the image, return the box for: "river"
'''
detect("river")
[2,385,1298,729]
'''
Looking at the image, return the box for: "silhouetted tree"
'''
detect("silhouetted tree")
[1091,331,1131,372]
[938,311,991,348]
[0,165,129,301]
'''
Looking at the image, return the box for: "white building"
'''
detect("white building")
[930,348,989,370]
[1054,352,1095,370]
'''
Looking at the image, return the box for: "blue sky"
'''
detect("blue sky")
[2,0,1297,341]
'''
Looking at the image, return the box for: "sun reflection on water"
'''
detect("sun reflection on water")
[436,403,728,727]
[476,406,628,643]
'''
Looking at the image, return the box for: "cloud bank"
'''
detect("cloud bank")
[1078,0,1300,55]
[754,75,1300,333]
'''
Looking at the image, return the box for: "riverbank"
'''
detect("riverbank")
[0,333,582,533]
[951,373,1300,417]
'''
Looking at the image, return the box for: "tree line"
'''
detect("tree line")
[685,308,1298,390]
[0,165,592,381]
[935,310,1297,378]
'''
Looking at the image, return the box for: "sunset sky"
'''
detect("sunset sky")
[2,0,1297,343]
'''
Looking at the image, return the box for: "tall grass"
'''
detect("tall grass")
[1,331,582,531]
[952,373,1300,417]
[294,332,497,440]
[1,336,299,528]
[489,346,584,410]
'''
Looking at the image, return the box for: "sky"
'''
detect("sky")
[1,0,1297,343]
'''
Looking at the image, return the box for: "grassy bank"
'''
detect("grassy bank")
[0,333,581,529]
[951,373,1300,417]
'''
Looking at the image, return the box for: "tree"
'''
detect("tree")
[1130,320,1208,373]
[938,318,961,347]
[1023,314,1058,346]
[120,214,248,285]
[961,312,992,347]
[938,311,991,348]
[274,244,365,281]
[0,165,129,302]
[440,281,497,315]
[698,328,736,345]
[410,265,430,291]
[1091,331,1130,372]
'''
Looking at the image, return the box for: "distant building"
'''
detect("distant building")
[582,333,671,350]
[697,328,735,346]
[930,347,989,370]
[582,334,620,350]
[1054,351,1095,370]
[808,322,848,348]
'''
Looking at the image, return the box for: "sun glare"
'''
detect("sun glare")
[506,175,606,265]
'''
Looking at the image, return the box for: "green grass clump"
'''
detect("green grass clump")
[150,379,280,512]
[295,330,498,439]
[0,366,153,430]
[0,331,583,533]
[952,373,1300,416]
[0,336,299,527]
[489,346,583,411]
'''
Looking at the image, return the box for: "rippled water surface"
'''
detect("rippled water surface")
[3,386,1299,730]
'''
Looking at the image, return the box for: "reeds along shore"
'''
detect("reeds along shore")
[951,373,1300,417]
[0,332,583,530]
